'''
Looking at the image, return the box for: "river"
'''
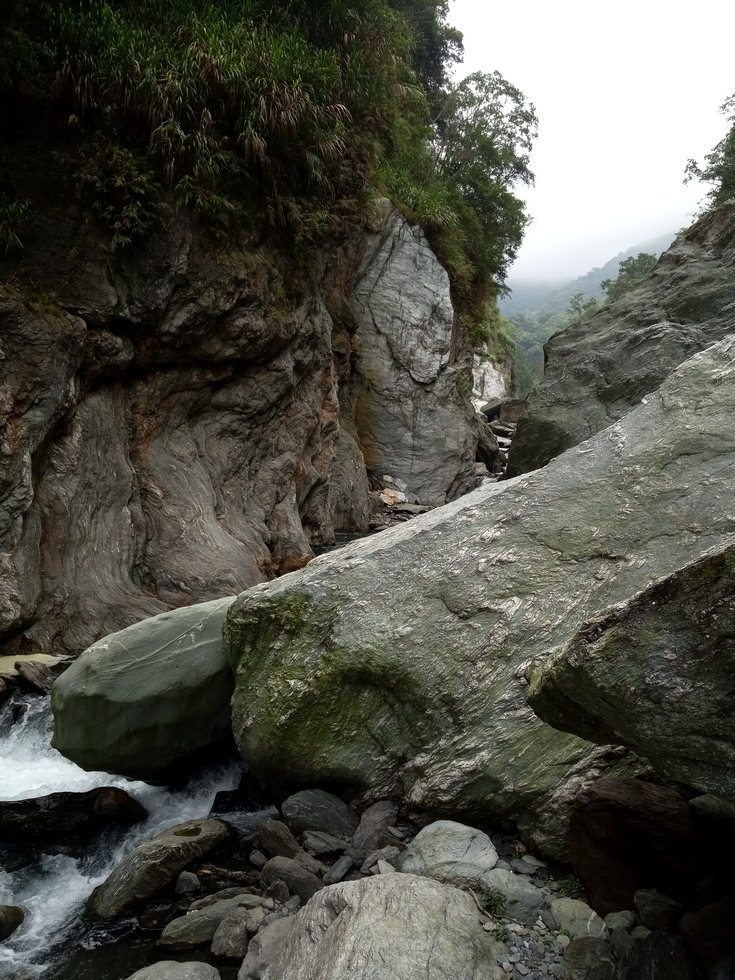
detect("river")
[0,692,246,979]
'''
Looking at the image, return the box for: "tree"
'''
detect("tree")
[601,253,657,304]
[565,292,600,326]
[685,93,735,210]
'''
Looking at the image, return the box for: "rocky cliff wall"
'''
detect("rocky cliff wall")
[0,202,480,657]
[507,202,735,476]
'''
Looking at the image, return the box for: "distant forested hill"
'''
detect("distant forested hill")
[502,231,676,393]
[500,231,676,319]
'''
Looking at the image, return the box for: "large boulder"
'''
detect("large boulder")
[87,817,231,918]
[396,820,498,886]
[123,965,221,980]
[246,873,505,980]
[52,597,235,778]
[528,542,735,802]
[226,337,735,854]
[507,202,735,476]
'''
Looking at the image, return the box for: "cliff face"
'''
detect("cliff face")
[507,202,735,476]
[0,202,480,657]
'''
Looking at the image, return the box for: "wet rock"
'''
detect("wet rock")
[323,855,354,885]
[88,817,231,918]
[614,929,705,980]
[302,831,349,855]
[0,787,146,843]
[160,895,264,949]
[678,895,735,964]
[281,790,359,840]
[175,872,202,897]
[0,905,25,941]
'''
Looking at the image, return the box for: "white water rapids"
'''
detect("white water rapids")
[0,694,244,978]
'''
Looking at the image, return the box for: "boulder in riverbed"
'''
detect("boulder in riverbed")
[87,817,231,918]
[0,787,146,843]
[245,872,505,980]
[226,338,735,855]
[52,597,236,779]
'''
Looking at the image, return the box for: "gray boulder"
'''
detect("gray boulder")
[87,817,231,918]
[227,338,735,855]
[123,964,221,980]
[396,820,498,886]
[529,538,735,802]
[477,868,545,925]
[508,202,735,476]
[550,897,608,939]
[160,895,263,949]
[211,906,251,959]
[259,856,323,902]
[281,790,359,839]
[238,917,298,980]
[251,873,505,980]
[52,598,235,778]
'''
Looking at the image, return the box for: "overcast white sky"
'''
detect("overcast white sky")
[449,0,735,281]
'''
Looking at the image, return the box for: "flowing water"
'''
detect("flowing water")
[0,694,245,979]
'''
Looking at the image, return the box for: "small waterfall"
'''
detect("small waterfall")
[0,694,243,978]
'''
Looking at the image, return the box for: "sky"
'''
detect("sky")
[448,0,735,282]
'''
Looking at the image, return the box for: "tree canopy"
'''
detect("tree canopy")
[0,0,537,333]
[685,93,735,210]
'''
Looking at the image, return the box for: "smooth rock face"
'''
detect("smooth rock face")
[350,202,477,505]
[528,541,735,801]
[51,598,235,778]
[0,787,146,842]
[253,873,505,980]
[122,964,221,980]
[227,338,735,850]
[396,820,498,886]
[508,202,735,476]
[87,817,230,918]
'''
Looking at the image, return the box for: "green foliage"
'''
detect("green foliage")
[558,875,582,898]
[685,93,735,209]
[491,925,511,943]
[76,137,158,250]
[478,889,508,916]
[0,193,32,256]
[565,291,600,326]
[601,252,657,303]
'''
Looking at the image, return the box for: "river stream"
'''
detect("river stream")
[0,693,245,979]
